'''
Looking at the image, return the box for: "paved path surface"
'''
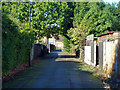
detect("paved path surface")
[3,50,104,88]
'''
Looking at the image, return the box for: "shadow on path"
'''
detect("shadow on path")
[3,50,105,88]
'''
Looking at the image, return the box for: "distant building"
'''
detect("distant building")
[41,35,64,50]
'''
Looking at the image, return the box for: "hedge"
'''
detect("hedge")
[2,14,34,77]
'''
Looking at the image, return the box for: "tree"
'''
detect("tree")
[94,3,119,35]
[60,2,75,36]
[13,2,74,41]
[67,2,119,58]
[73,2,89,28]
[31,2,62,39]
[117,1,120,30]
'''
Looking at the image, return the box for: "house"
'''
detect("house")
[42,35,64,50]
[55,35,64,50]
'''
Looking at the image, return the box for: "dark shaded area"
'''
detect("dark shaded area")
[50,44,56,52]
[33,44,49,59]
[42,52,59,60]
[75,50,80,58]
[55,49,62,52]
[59,55,76,58]
[104,78,120,88]
[96,45,99,65]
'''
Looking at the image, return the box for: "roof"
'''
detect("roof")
[97,31,120,37]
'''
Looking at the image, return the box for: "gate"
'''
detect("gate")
[84,46,91,65]
[99,42,103,69]
[90,42,94,64]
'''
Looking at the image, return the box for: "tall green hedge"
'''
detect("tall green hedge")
[2,14,34,77]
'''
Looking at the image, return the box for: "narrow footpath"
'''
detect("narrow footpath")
[3,50,104,88]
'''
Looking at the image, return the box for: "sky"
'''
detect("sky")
[103,0,120,4]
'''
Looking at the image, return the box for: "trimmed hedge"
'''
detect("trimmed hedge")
[2,14,34,77]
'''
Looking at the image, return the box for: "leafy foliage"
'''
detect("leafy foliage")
[63,36,72,53]
[117,1,120,30]
[61,2,75,52]
[2,2,74,76]
[2,2,35,76]
[68,2,119,51]
[2,1,119,76]
[31,2,74,38]
[31,2,60,38]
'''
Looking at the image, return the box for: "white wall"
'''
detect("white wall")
[103,41,116,75]
[84,46,91,65]
[94,42,96,66]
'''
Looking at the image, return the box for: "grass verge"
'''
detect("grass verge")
[75,59,111,88]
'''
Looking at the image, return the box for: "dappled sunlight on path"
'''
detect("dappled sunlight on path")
[3,50,105,88]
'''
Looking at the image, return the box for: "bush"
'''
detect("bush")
[63,36,72,53]
[2,14,34,77]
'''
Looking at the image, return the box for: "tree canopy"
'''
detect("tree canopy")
[67,2,120,51]
[2,1,120,76]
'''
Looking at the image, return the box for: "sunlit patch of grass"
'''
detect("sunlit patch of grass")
[79,64,94,73]
[93,73,101,77]
[76,59,106,81]
[90,74,100,80]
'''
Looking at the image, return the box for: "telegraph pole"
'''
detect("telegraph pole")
[29,0,31,29]
[29,0,31,66]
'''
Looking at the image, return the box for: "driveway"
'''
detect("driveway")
[3,50,104,88]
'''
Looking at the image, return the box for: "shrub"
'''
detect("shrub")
[2,14,34,77]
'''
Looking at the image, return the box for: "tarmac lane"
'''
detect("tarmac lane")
[3,50,104,88]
